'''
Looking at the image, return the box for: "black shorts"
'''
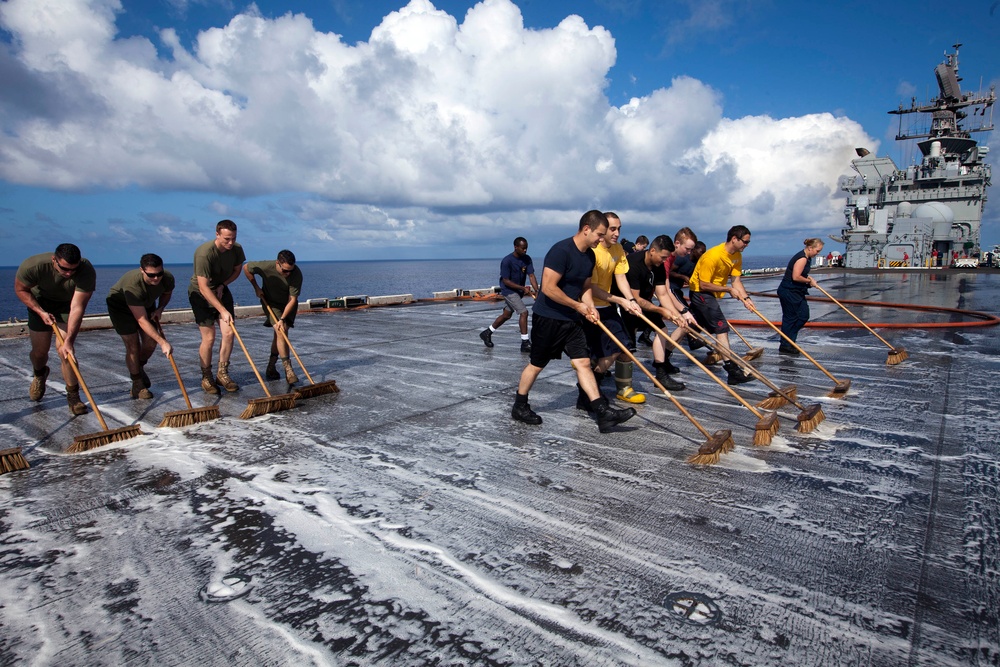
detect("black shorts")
[189,287,235,327]
[27,297,70,333]
[262,302,296,328]
[528,313,590,368]
[689,291,729,334]
[622,310,664,337]
[582,306,629,358]
[107,298,154,336]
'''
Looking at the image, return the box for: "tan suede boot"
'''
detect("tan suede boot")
[216,361,239,392]
[66,384,89,416]
[281,357,298,385]
[201,366,219,394]
[29,366,50,401]
[130,373,153,399]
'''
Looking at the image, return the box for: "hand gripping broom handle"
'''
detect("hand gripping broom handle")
[636,312,764,418]
[228,319,273,397]
[51,323,110,431]
[261,301,315,384]
[744,303,843,384]
[594,318,712,440]
[155,324,194,411]
[812,284,898,351]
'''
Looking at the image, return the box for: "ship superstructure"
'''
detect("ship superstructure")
[836,45,994,268]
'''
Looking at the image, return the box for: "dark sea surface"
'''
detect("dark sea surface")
[0,255,789,321]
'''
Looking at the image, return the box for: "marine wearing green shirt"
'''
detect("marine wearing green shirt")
[243,249,302,384]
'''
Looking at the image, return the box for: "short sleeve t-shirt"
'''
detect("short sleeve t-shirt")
[16,253,97,303]
[690,243,742,299]
[188,240,246,296]
[532,237,597,322]
[245,260,303,307]
[612,250,666,302]
[499,252,534,296]
[590,243,629,308]
[107,268,176,310]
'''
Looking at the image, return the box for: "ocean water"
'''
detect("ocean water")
[0,255,789,321]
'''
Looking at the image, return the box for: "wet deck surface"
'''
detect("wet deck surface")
[1,271,999,666]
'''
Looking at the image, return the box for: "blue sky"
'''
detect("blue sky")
[1,0,997,266]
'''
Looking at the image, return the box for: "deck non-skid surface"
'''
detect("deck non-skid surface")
[1,271,998,666]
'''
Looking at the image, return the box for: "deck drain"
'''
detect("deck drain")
[662,591,722,626]
[199,573,253,603]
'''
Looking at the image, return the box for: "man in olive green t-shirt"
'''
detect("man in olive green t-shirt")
[187,219,246,394]
[106,254,175,399]
[13,243,96,415]
[243,249,303,385]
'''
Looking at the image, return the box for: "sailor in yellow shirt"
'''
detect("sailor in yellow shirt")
[580,212,655,407]
[689,225,756,385]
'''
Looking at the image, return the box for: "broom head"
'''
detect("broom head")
[239,392,298,419]
[886,347,908,365]
[68,425,144,453]
[704,351,723,366]
[827,378,852,399]
[741,347,765,362]
[753,411,780,446]
[159,405,221,428]
[756,384,797,410]
[795,404,826,434]
[0,447,30,474]
[295,379,340,399]
[687,429,734,464]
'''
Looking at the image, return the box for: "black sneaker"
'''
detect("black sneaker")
[480,329,494,348]
[511,401,542,425]
[520,339,531,353]
[593,398,636,433]
[778,345,800,355]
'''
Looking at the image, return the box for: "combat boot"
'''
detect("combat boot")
[201,366,219,394]
[576,384,593,412]
[479,329,494,348]
[265,354,280,380]
[130,373,153,399]
[511,395,542,425]
[66,384,89,416]
[281,357,298,385]
[654,362,686,391]
[592,396,636,433]
[520,339,531,353]
[29,366,50,401]
[725,360,754,386]
[216,362,240,392]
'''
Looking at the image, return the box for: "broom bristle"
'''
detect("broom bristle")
[886,348,907,365]
[795,405,826,433]
[159,406,221,428]
[756,395,787,410]
[68,425,144,453]
[687,431,731,464]
[704,352,723,365]
[239,394,298,419]
[687,450,721,465]
[753,411,779,446]
[752,428,772,446]
[0,447,30,473]
[295,380,340,399]
[742,348,764,361]
[827,378,852,399]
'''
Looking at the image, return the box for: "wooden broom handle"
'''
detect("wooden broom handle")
[261,301,315,384]
[593,318,712,439]
[156,323,194,410]
[744,303,843,384]
[813,284,897,351]
[51,323,110,431]
[228,319,272,397]
[636,312,763,417]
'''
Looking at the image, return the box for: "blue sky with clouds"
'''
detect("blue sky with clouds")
[1,0,997,266]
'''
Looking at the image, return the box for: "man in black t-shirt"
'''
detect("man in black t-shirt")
[511,210,636,433]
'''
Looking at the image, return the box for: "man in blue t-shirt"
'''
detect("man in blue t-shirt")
[511,210,637,433]
[479,237,539,353]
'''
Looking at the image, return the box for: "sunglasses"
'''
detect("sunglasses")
[740,237,751,245]
[143,270,165,279]
[54,260,79,273]
[277,265,294,275]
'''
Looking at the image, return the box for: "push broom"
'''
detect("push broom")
[637,313,779,446]
[728,321,765,361]
[745,303,852,399]
[813,284,908,365]
[595,319,734,464]
[688,324,825,433]
[52,324,144,452]
[229,319,298,419]
[688,323,797,410]
[261,302,340,399]
[156,324,221,427]
[0,447,30,474]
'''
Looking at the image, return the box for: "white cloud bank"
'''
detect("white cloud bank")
[0,0,873,255]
